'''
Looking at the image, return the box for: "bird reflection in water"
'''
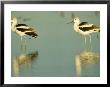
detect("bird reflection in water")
[75,51,99,77]
[12,51,38,76]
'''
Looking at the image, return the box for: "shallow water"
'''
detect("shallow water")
[11,11,100,77]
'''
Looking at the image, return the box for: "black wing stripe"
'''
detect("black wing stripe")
[25,32,38,38]
[79,22,88,26]
[16,24,28,27]
[79,25,97,31]
[17,28,32,32]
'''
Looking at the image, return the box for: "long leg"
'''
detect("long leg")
[84,36,87,45]
[20,36,26,52]
[89,35,92,50]
[23,36,27,53]
[21,36,23,41]
[84,36,87,50]
[20,36,27,53]
[20,36,23,50]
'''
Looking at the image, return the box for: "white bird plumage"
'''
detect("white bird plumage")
[11,17,38,50]
[11,17,38,39]
[69,17,100,48]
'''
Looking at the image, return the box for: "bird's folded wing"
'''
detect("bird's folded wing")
[16,24,28,27]
[79,22,88,26]
[79,23,94,28]
[79,24,96,31]
[16,28,34,32]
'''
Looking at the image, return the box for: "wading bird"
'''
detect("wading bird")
[67,17,100,48]
[11,17,38,50]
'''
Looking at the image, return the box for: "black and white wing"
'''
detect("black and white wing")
[79,22,96,31]
[16,24,28,27]
[16,24,34,32]
[25,32,38,38]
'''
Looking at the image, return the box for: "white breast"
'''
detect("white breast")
[15,30,26,36]
[73,24,79,32]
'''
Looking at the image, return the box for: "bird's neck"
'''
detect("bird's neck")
[74,23,79,32]
[11,23,16,32]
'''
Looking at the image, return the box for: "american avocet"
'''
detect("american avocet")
[68,17,100,47]
[11,17,38,49]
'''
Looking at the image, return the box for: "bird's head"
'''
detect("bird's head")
[11,16,17,25]
[74,17,80,24]
[67,16,80,25]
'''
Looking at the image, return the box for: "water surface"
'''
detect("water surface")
[11,11,100,77]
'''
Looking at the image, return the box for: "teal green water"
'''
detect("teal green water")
[11,11,100,77]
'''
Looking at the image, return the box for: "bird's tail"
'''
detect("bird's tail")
[25,32,38,38]
[94,28,100,32]
[92,25,100,32]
